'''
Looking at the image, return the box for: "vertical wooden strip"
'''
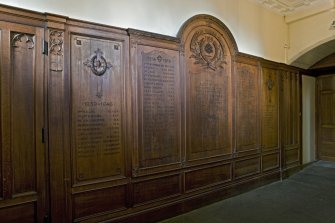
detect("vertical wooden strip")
[1,29,13,199]
[48,28,67,223]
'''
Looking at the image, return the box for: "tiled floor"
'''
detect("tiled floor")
[159,161,335,223]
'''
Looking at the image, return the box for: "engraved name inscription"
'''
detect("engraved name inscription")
[190,74,228,153]
[76,102,120,158]
[237,67,258,149]
[140,50,179,167]
[262,71,278,149]
[71,35,123,181]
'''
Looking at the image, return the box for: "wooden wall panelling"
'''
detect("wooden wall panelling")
[184,162,232,192]
[46,14,68,223]
[280,68,301,171]
[235,54,261,157]
[260,62,280,173]
[317,75,335,161]
[129,29,182,176]
[0,21,47,222]
[234,156,261,179]
[178,15,238,166]
[0,6,305,222]
[65,23,130,222]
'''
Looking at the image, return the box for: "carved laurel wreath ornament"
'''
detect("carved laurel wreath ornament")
[190,30,226,70]
[84,48,112,76]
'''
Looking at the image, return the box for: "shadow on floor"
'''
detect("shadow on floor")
[159,161,335,223]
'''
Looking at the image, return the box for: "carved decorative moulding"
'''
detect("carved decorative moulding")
[50,30,64,72]
[12,33,34,49]
[84,48,112,76]
[190,30,226,71]
[50,30,63,56]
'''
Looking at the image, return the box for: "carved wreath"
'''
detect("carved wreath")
[84,48,112,76]
[190,30,226,71]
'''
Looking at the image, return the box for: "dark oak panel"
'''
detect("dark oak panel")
[0,21,47,223]
[180,16,236,163]
[11,32,36,195]
[234,157,260,179]
[284,148,300,166]
[73,185,127,219]
[0,203,35,223]
[185,163,231,191]
[70,34,126,183]
[280,69,301,169]
[317,75,335,161]
[262,153,279,171]
[261,67,279,151]
[130,34,182,175]
[133,175,181,205]
[236,60,260,152]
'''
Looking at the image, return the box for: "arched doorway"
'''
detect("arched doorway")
[291,39,335,162]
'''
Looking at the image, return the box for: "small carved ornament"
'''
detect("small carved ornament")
[12,33,34,49]
[84,48,112,76]
[190,31,226,71]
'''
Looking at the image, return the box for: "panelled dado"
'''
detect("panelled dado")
[0,5,301,223]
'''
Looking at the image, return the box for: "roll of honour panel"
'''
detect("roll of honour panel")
[180,17,236,163]
[261,67,279,151]
[70,34,126,184]
[235,61,260,153]
[131,40,182,175]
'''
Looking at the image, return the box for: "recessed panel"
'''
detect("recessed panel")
[0,203,35,223]
[71,35,125,183]
[262,153,279,171]
[137,45,181,169]
[185,163,231,191]
[234,157,260,178]
[133,175,181,205]
[11,32,36,194]
[185,27,232,161]
[261,67,279,150]
[284,148,299,165]
[73,185,126,219]
[236,62,259,151]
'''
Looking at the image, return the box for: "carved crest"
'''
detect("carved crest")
[190,30,226,70]
[84,48,112,76]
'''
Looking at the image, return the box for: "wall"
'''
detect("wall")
[286,1,335,66]
[302,75,316,164]
[0,0,287,62]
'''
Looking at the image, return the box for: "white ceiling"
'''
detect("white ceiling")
[253,0,331,15]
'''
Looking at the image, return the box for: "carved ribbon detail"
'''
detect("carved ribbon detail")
[12,33,34,49]
[190,30,226,70]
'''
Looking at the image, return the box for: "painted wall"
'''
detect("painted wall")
[0,0,287,63]
[302,75,316,164]
[286,1,335,65]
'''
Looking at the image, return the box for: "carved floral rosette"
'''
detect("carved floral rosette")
[189,29,227,71]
